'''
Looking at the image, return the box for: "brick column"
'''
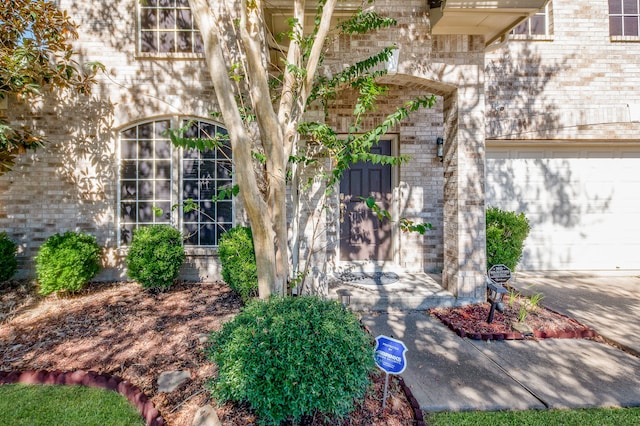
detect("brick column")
[442,87,486,303]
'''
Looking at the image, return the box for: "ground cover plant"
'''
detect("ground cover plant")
[35,231,101,295]
[427,407,640,425]
[0,383,144,426]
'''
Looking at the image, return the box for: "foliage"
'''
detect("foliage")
[185,0,438,298]
[527,292,545,312]
[0,384,144,426]
[126,225,185,290]
[0,0,103,174]
[207,296,375,425]
[486,207,531,270]
[0,232,18,282]
[427,407,640,426]
[217,226,258,301]
[362,195,433,235]
[35,231,101,295]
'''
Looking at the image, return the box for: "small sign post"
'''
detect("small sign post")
[374,335,408,409]
[488,264,512,285]
[486,264,512,323]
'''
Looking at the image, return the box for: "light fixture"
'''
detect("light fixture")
[337,289,351,308]
[436,137,444,162]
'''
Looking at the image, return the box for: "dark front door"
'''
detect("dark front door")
[339,140,393,261]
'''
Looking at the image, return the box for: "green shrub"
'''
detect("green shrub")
[36,231,101,295]
[0,232,18,282]
[126,224,185,289]
[486,207,531,271]
[217,226,258,301]
[207,296,375,425]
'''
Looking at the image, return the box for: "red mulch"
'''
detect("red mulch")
[430,293,597,340]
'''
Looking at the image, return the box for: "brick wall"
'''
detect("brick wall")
[486,0,640,141]
[0,0,490,302]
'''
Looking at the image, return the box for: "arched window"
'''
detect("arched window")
[119,118,232,247]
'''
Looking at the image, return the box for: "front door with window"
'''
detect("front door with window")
[339,140,393,261]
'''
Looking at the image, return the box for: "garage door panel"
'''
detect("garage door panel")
[486,146,640,271]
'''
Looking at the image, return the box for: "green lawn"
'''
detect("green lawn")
[427,407,640,426]
[0,383,145,426]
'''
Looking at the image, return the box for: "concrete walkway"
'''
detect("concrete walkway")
[361,274,640,413]
[512,273,640,355]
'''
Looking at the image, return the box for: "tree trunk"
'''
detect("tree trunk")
[190,0,276,299]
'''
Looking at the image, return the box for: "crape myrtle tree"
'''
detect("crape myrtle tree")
[183,0,434,298]
[0,0,102,174]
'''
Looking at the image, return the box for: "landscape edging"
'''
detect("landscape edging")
[0,369,164,426]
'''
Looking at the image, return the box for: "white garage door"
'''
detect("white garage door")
[486,145,640,271]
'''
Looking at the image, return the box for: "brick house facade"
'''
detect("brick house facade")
[485,0,640,271]
[3,1,634,305]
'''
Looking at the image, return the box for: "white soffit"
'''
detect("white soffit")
[430,0,549,45]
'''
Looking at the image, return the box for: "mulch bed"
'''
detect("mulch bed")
[0,279,417,426]
[430,294,598,341]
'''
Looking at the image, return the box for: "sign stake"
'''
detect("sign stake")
[373,335,408,410]
[382,372,390,409]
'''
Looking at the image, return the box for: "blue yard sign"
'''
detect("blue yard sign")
[374,335,408,375]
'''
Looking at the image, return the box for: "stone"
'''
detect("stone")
[512,322,533,335]
[157,370,191,393]
[191,404,221,426]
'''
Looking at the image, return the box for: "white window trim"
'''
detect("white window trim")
[510,4,552,40]
[117,116,234,252]
[136,0,205,58]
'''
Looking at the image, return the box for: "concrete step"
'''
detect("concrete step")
[328,272,456,312]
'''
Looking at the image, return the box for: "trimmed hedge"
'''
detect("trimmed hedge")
[126,224,185,289]
[0,232,18,282]
[217,226,258,301]
[486,207,531,271]
[207,296,375,425]
[35,231,101,295]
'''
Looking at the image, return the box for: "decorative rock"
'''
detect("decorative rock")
[197,333,209,344]
[192,404,222,426]
[512,322,534,335]
[158,370,191,393]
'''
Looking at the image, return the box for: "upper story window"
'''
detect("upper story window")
[119,119,233,247]
[139,0,204,54]
[512,4,550,37]
[609,0,640,36]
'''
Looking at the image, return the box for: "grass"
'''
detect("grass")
[0,383,145,426]
[427,407,640,426]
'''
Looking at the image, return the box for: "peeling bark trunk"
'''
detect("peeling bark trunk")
[189,0,276,299]
[188,0,337,298]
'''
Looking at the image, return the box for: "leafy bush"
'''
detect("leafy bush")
[0,232,18,282]
[36,231,101,295]
[217,226,258,301]
[126,224,185,289]
[207,296,375,425]
[486,207,531,270]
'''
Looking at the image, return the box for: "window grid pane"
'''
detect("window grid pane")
[181,120,233,247]
[512,5,549,37]
[610,0,640,35]
[119,120,173,245]
[138,3,203,54]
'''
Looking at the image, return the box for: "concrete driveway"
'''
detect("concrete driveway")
[512,272,640,355]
